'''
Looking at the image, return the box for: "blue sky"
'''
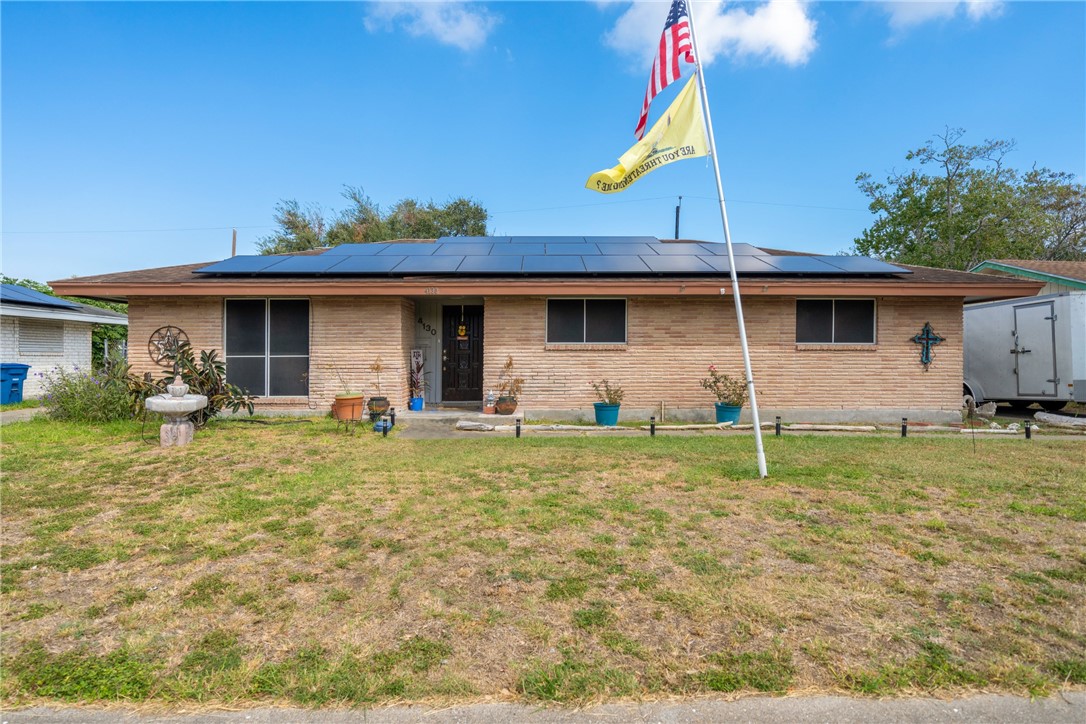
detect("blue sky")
[2,1,1083,283]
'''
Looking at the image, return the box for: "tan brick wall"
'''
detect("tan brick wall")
[126,297,223,378]
[128,296,412,413]
[482,296,963,414]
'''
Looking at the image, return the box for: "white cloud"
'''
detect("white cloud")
[604,1,818,68]
[881,1,1005,31]
[364,2,498,52]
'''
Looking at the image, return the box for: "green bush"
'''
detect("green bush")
[39,365,131,422]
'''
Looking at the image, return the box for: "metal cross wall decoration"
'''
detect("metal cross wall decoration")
[911,322,944,368]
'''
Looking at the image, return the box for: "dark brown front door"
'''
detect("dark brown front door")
[442,305,483,401]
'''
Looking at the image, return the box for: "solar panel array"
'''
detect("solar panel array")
[194,237,911,277]
[0,283,80,309]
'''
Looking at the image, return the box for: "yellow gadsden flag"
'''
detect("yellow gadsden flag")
[587,73,708,194]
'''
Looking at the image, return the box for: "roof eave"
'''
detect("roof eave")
[49,276,1044,301]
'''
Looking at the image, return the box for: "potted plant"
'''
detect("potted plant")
[495,356,524,415]
[329,362,364,422]
[700,364,748,424]
[368,356,390,421]
[591,379,624,426]
[408,355,427,411]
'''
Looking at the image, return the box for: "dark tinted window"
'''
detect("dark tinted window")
[270,356,309,396]
[226,356,266,396]
[225,299,309,396]
[796,300,833,343]
[796,299,875,344]
[269,300,309,355]
[585,299,626,343]
[547,299,627,343]
[547,300,585,343]
[834,300,875,343]
[226,299,266,355]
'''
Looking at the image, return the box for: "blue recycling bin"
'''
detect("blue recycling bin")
[0,363,31,405]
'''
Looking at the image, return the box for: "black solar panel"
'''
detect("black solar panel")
[761,256,841,273]
[190,236,911,279]
[516,236,586,245]
[491,243,544,255]
[392,256,464,273]
[377,243,437,256]
[260,255,348,274]
[0,284,80,309]
[195,255,294,274]
[545,243,600,255]
[585,236,658,245]
[583,256,652,273]
[438,236,511,244]
[651,243,708,255]
[816,256,909,273]
[433,242,493,255]
[642,255,715,273]
[522,255,587,273]
[596,243,655,255]
[457,256,524,273]
[695,242,761,256]
[320,243,389,255]
[326,255,404,273]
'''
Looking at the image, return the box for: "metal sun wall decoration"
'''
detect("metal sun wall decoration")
[911,322,944,368]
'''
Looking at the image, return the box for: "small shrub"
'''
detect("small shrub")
[590,380,624,405]
[40,366,131,422]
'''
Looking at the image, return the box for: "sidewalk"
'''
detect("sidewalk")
[4,693,1084,723]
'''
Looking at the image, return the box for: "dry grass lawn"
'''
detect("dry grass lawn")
[1,416,1084,706]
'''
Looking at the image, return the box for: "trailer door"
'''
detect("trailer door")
[1014,301,1058,397]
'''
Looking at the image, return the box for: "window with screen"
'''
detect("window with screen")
[547,299,626,344]
[796,299,875,344]
[225,299,309,396]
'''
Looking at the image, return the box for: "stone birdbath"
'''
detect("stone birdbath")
[145,376,208,447]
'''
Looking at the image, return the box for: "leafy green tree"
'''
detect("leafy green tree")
[853,128,1085,270]
[257,186,489,254]
[1,276,127,368]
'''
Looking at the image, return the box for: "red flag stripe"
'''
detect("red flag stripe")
[634,1,695,140]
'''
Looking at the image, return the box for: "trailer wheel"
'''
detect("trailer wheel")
[1008,400,1033,411]
[1039,400,1068,412]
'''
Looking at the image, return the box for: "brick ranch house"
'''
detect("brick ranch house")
[51,236,1042,423]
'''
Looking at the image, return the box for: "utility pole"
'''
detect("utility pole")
[674,196,682,239]
[231,228,237,257]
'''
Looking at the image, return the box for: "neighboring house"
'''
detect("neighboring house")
[0,283,129,398]
[51,237,1040,423]
[969,260,1086,296]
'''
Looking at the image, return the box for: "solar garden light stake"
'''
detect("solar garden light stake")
[650,415,656,436]
[1025,421,1032,440]
[901,417,908,438]
[390,407,396,428]
[775,416,781,437]
[515,417,522,438]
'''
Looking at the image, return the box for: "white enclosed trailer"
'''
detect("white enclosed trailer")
[963,292,1086,410]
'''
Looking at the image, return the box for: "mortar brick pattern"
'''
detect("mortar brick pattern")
[483,296,963,411]
[127,294,963,416]
[1,317,93,397]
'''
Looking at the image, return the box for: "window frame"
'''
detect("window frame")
[223,297,310,397]
[545,298,628,345]
[795,298,877,345]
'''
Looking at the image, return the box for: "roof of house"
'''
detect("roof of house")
[969,259,1086,289]
[50,237,1043,302]
[0,283,129,326]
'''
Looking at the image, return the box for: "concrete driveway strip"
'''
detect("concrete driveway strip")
[4,694,1085,724]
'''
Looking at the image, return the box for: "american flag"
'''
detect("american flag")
[634,0,696,140]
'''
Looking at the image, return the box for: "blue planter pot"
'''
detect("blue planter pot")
[715,403,742,424]
[594,402,621,426]
[408,397,424,411]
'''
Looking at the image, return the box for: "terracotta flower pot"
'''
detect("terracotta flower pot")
[332,394,364,421]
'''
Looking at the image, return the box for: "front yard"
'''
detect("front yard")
[1,417,1084,706]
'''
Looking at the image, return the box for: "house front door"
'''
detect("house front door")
[441,305,483,402]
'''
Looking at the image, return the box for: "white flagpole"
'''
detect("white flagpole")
[686,3,768,478]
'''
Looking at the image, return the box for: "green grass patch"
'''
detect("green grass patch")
[696,649,795,693]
